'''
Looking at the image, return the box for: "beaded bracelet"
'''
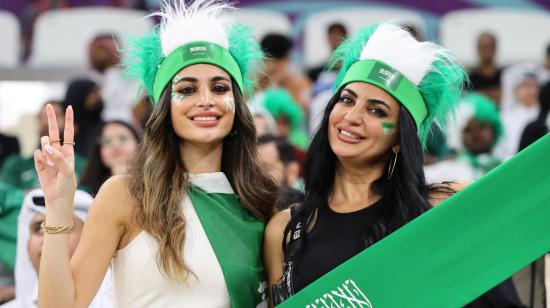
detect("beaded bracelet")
[41,221,74,234]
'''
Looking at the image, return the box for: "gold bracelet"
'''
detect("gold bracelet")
[41,221,74,234]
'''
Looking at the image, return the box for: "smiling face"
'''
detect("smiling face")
[328,82,401,165]
[170,64,235,147]
[99,122,138,172]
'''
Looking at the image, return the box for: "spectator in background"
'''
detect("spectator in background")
[19,0,69,61]
[88,34,138,125]
[0,189,112,308]
[132,95,154,133]
[0,102,87,190]
[401,23,423,41]
[469,32,502,104]
[62,79,103,157]
[79,121,139,196]
[308,23,348,133]
[513,80,549,308]
[495,73,540,161]
[518,80,550,151]
[425,94,502,182]
[0,135,20,170]
[259,33,312,110]
[307,23,348,83]
[0,184,25,305]
[248,103,279,137]
[256,88,309,150]
[257,134,303,210]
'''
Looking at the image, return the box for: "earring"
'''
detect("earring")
[387,151,398,180]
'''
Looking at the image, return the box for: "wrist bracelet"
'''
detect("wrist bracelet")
[41,221,74,234]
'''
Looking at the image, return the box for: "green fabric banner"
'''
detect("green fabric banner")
[189,186,268,308]
[278,134,550,308]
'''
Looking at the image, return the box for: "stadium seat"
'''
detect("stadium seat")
[0,10,20,67]
[440,8,550,67]
[231,9,292,41]
[303,8,425,69]
[28,7,153,68]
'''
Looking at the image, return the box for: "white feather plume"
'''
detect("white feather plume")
[152,0,235,56]
[359,22,441,85]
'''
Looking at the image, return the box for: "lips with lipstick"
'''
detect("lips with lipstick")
[190,112,223,127]
[337,128,365,144]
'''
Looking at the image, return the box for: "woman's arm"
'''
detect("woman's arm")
[34,105,131,308]
[39,177,131,308]
[263,209,291,308]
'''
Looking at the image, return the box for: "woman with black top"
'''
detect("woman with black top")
[264,23,522,307]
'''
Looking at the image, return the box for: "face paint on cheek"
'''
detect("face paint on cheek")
[171,74,187,102]
[171,91,187,102]
[223,95,235,113]
[382,122,397,135]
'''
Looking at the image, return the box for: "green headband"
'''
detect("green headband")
[338,59,427,129]
[152,41,243,105]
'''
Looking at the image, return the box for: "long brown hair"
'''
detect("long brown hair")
[127,80,279,281]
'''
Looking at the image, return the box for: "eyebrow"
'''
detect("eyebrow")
[342,88,392,110]
[342,88,358,98]
[367,99,392,111]
[173,75,231,86]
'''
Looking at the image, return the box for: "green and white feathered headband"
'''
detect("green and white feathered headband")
[330,22,467,146]
[122,0,263,106]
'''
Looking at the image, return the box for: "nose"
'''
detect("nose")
[197,85,215,107]
[342,105,363,126]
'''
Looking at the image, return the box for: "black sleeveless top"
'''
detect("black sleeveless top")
[293,198,384,292]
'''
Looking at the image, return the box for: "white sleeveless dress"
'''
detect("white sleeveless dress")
[111,173,232,308]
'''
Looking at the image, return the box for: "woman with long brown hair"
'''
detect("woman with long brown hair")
[79,120,139,196]
[33,1,278,307]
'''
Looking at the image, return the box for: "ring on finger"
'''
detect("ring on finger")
[63,141,75,146]
[50,139,61,144]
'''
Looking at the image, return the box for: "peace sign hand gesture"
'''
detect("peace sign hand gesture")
[33,104,77,209]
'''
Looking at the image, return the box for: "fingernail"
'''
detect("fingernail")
[46,159,54,166]
[45,144,53,153]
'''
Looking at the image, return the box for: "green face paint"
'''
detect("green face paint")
[382,122,396,135]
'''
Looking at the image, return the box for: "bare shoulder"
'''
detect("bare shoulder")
[428,180,472,207]
[91,175,136,225]
[265,209,291,241]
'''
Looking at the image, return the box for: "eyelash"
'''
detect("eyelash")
[368,108,388,117]
[175,84,230,95]
[338,96,354,106]
[338,96,389,117]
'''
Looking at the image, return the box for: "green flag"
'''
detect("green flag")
[278,134,550,308]
[189,175,268,308]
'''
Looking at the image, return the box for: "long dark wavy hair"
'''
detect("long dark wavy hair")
[285,88,451,249]
[127,80,279,281]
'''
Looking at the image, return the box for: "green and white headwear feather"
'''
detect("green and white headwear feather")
[122,0,263,106]
[330,22,467,147]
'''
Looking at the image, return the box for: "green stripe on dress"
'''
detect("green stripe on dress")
[189,187,268,308]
